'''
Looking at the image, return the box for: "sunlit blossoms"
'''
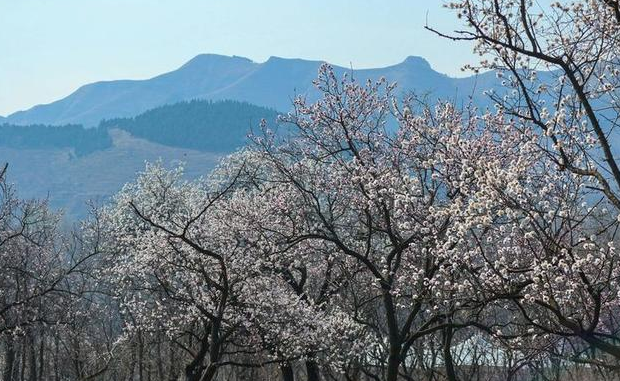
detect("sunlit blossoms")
[86,57,620,380]
[4,2,620,380]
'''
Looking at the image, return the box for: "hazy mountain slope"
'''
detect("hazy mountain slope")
[0,100,278,220]
[1,129,222,220]
[206,56,325,111]
[4,54,497,126]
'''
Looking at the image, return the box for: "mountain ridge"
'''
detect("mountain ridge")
[3,54,496,127]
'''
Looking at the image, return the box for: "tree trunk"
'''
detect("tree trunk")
[156,337,164,381]
[20,339,26,381]
[53,336,59,381]
[3,339,16,381]
[37,337,44,381]
[280,363,295,381]
[184,332,210,381]
[386,346,400,381]
[443,327,458,381]
[195,317,222,381]
[198,364,217,381]
[168,340,178,381]
[138,332,144,381]
[27,333,37,381]
[382,289,402,381]
[305,360,321,381]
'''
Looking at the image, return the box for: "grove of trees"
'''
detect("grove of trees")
[0,124,112,157]
[99,100,279,153]
[2,1,620,380]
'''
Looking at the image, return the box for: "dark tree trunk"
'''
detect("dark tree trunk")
[138,332,144,381]
[3,339,16,381]
[443,327,458,381]
[20,339,26,381]
[280,363,295,381]
[382,289,402,381]
[37,337,44,381]
[71,338,83,379]
[169,340,178,381]
[198,364,217,381]
[185,333,210,381]
[27,332,37,381]
[156,337,164,381]
[386,346,400,381]
[53,336,60,381]
[196,317,223,381]
[305,360,321,381]
[128,342,136,381]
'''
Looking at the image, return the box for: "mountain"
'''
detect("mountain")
[3,54,497,126]
[5,54,257,126]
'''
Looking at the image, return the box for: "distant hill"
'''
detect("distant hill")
[3,54,498,126]
[0,130,222,221]
[100,100,278,152]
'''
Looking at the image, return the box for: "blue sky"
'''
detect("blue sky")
[0,0,474,116]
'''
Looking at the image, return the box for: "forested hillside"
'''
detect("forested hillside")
[0,124,112,156]
[0,100,278,157]
[100,100,279,152]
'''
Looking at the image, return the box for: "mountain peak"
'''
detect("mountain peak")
[400,56,432,70]
[265,55,286,62]
[180,54,254,70]
[264,56,325,66]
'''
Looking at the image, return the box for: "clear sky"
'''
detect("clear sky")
[0,0,475,116]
